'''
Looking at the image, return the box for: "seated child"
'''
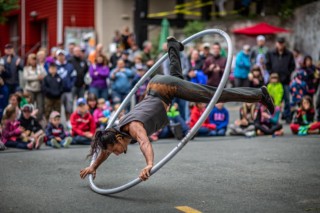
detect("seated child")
[229,102,258,137]
[248,65,264,88]
[290,96,320,135]
[18,104,45,149]
[93,98,112,130]
[87,93,98,115]
[267,73,283,107]
[1,105,35,149]
[45,111,73,148]
[208,103,229,136]
[254,104,283,136]
[189,103,216,137]
[70,98,96,145]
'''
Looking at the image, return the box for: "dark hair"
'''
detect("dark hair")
[303,55,313,68]
[301,95,313,110]
[213,42,220,47]
[87,128,122,159]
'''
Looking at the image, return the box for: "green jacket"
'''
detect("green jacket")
[267,82,283,106]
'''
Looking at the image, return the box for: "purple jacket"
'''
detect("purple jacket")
[89,64,110,89]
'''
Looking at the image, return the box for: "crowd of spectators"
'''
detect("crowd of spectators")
[0,27,320,151]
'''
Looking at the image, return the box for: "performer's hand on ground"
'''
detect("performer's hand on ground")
[80,166,96,179]
[139,165,153,181]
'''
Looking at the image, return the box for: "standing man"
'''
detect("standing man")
[202,42,227,87]
[69,46,88,99]
[250,35,268,64]
[55,49,77,126]
[266,37,295,123]
[2,44,23,95]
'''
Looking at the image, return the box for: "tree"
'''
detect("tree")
[0,0,20,24]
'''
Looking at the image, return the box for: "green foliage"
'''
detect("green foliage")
[278,0,317,20]
[183,20,206,39]
[0,0,20,24]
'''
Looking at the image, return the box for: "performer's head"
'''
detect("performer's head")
[88,128,128,158]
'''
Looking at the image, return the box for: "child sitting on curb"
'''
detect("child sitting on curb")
[70,98,96,145]
[45,111,73,148]
[209,103,229,136]
[290,96,320,135]
[1,105,35,149]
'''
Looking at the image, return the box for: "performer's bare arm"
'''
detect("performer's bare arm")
[128,122,154,181]
[80,150,111,179]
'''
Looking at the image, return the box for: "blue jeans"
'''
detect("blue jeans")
[89,87,109,100]
[5,140,29,149]
[209,128,227,136]
[282,84,291,119]
[72,136,92,145]
[197,127,217,137]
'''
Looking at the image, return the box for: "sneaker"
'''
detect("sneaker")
[260,86,275,114]
[63,137,72,148]
[0,141,6,151]
[27,142,34,150]
[51,139,61,149]
[166,36,184,51]
[245,131,255,137]
[35,135,45,149]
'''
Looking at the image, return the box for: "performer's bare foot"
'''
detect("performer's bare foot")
[260,86,275,114]
[167,36,184,51]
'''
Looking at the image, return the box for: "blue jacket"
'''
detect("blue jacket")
[190,70,207,85]
[45,123,67,141]
[110,68,134,94]
[209,106,229,130]
[0,85,9,120]
[56,60,77,92]
[234,51,251,79]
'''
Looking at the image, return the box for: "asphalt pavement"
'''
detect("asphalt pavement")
[1,132,320,213]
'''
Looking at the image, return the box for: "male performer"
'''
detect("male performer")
[80,37,274,181]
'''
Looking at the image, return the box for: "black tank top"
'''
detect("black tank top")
[115,95,169,136]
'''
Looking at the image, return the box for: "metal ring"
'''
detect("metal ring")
[88,29,233,194]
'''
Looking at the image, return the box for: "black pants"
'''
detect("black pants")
[254,123,283,135]
[147,41,263,104]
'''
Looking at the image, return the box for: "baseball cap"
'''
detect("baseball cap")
[243,44,250,51]
[22,104,33,113]
[49,111,61,119]
[256,35,265,41]
[4,44,13,49]
[203,43,210,49]
[77,97,87,106]
[277,37,286,43]
[56,49,66,56]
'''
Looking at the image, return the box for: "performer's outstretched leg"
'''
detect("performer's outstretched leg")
[148,37,274,114]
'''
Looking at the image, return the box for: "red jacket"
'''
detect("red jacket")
[70,111,96,136]
[189,106,216,130]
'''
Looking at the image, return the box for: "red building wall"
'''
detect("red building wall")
[0,0,94,56]
[64,0,94,27]
[25,0,57,52]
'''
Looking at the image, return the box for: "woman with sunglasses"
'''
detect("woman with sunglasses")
[80,37,275,181]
